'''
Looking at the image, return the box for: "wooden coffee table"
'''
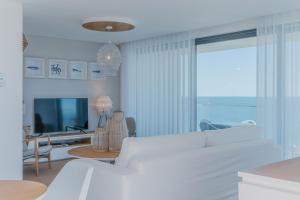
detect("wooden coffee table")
[0,180,47,200]
[68,146,120,161]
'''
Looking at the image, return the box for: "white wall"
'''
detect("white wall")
[23,35,120,132]
[0,0,23,179]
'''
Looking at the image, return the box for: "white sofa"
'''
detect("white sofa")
[85,126,281,200]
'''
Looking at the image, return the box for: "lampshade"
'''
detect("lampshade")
[97,42,121,76]
[96,96,113,111]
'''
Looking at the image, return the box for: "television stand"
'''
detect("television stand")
[26,131,95,161]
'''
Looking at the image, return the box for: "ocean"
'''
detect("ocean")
[197,97,256,129]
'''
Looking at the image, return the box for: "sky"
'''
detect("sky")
[197,45,256,97]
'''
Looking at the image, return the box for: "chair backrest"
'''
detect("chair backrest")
[43,159,94,200]
[125,117,136,137]
[23,126,31,152]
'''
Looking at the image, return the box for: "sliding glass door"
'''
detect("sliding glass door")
[196,31,257,131]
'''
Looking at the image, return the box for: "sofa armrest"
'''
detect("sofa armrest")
[80,159,135,200]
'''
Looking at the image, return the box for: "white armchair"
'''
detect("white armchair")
[42,159,94,200]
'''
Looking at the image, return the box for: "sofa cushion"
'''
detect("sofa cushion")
[115,132,206,167]
[205,125,262,147]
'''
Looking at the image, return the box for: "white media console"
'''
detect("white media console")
[26,131,94,161]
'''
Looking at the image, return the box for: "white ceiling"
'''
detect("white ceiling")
[22,0,300,43]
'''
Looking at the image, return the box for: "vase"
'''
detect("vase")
[108,111,128,151]
[93,128,109,152]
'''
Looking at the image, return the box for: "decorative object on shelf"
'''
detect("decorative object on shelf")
[82,17,135,32]
[69,61,88,80]
[108,111,128,151]
[23,33,28,51]
[24,57,45,78]
[93,96,113,151]
[48,59,67,79]
[88,62,104,80]
[97,41,122,76]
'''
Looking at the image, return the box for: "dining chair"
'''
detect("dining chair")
[125,117,136,137]
[23,133,52,176]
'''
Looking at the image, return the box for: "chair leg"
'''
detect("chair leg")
[34,137,39,176]
[35,157,39,176]
[48,153,52,169]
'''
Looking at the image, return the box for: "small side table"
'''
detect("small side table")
[0,180,47,200]
[68,146,120,162]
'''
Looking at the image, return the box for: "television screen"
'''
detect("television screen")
[34,98,88,134]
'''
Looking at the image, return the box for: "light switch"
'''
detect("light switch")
[0,73,5,87]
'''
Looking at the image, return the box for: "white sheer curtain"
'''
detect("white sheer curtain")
[121,32,197,137]
[257,11,300,158]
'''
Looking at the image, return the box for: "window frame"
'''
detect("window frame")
[195,29,257,46]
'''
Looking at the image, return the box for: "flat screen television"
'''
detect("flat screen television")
[34,98,88,134]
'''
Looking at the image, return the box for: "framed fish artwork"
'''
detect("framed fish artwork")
[88,62,105,80]
[24,57,45,78]
[69,61,88,80]
[48,59,68,79]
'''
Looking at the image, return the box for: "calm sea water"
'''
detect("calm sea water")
[197,97,256,127]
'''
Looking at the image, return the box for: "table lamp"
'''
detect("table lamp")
[96,96,113,128]
[94,96,112,152]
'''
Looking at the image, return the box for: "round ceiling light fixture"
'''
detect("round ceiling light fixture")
[82,17,135,32]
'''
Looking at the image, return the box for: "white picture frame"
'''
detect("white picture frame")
[102,67,118,77]
[88,63,105,80]
[69,61,88,80]
[48,59,67,79]
[24,57,45,78]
